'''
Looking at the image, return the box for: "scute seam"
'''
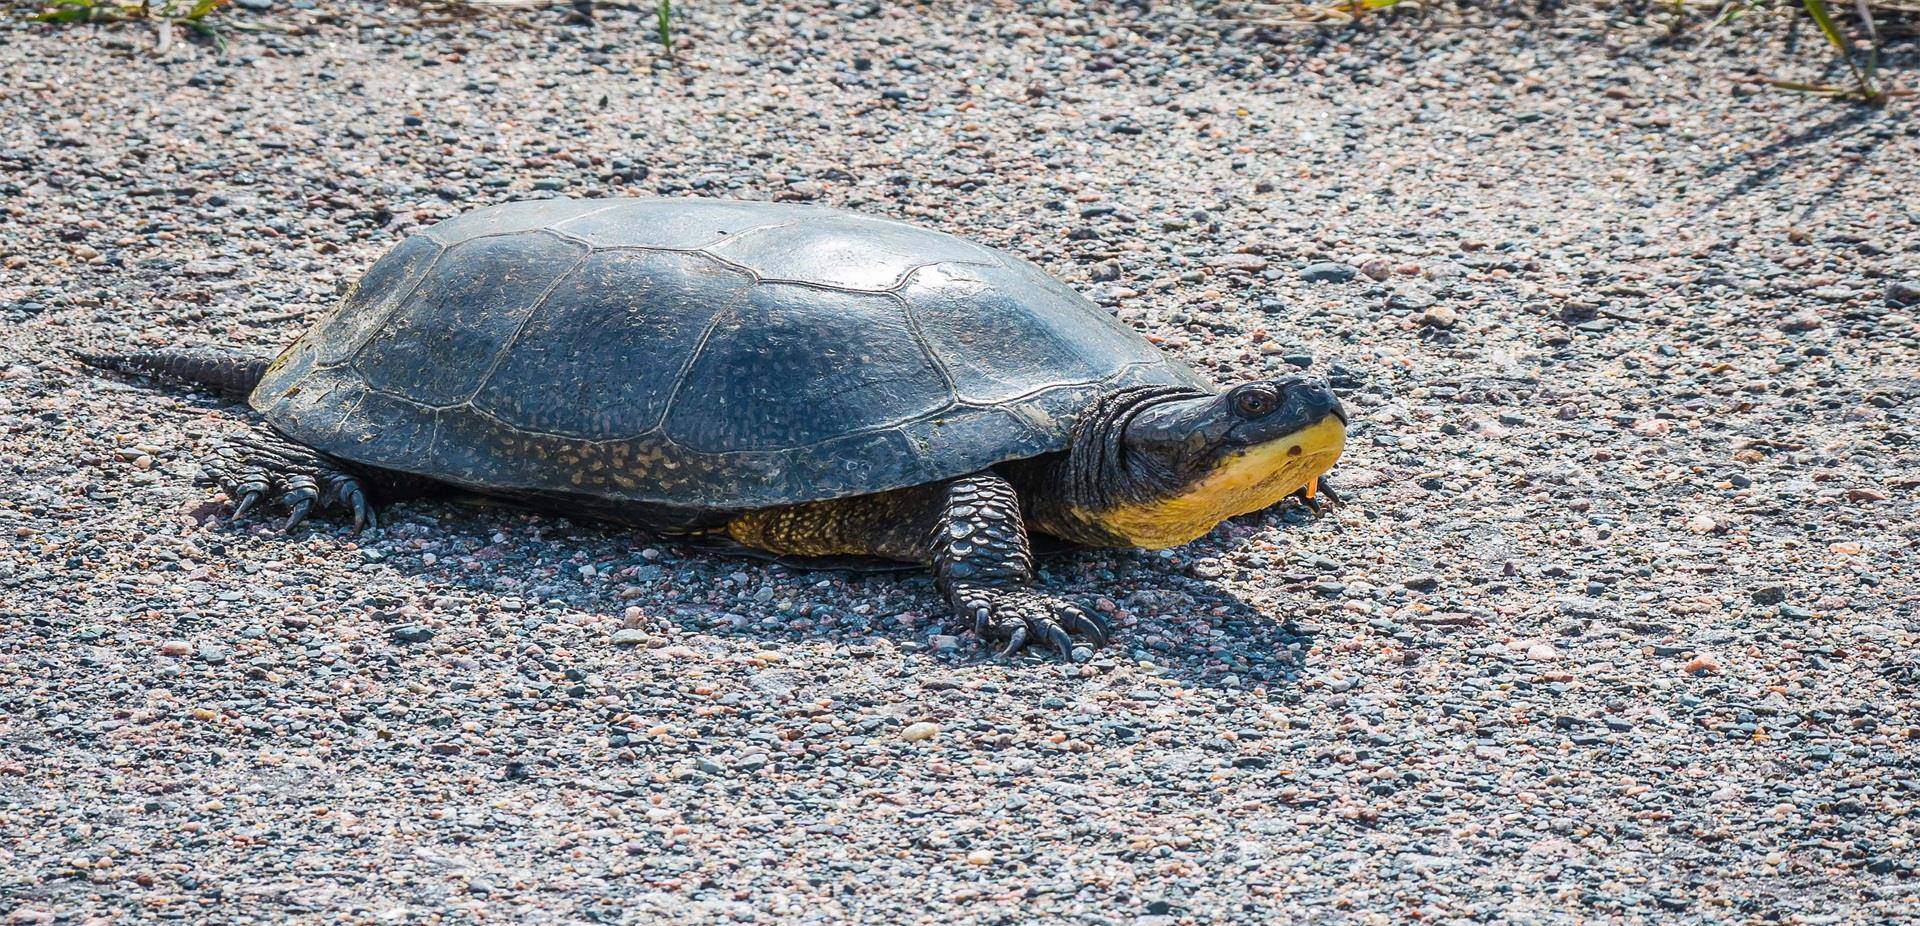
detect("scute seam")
[690,245,999,296]
[543,200,634,235]
[324,239,448,372]
[653,286,753,443]
[462,249,595,406]
[888,288,956,398]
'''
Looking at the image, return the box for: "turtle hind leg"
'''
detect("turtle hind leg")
[203,425,412,533]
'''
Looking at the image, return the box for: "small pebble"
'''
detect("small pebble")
[1388,286,1436,311]
[1685,654,1723,675]
[1354,254,1392,281]
[388,624,434,644]
[1779,310,1822,331]
[1299,261,1358,283]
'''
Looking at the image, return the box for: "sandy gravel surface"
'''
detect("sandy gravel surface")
[3,2,1917,923]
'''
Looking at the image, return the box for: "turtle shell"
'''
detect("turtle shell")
[252,197,1209,510]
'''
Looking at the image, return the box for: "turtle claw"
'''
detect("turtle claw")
[230,489,265,522]
[1043,625,1075,660]
[1316,480,1345,508]
[347,490,377,534]
[1292,477,1344,516]
[1061,607,1110,648]
[283,497,314,531]
[281,477,320,531]
[955,585,1107,661]
[203,430,378,536]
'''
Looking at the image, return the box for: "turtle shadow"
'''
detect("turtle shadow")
[371,495,1318,695]
[1019,545,1318,688]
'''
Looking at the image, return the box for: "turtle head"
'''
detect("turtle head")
[1058,378,1347,549]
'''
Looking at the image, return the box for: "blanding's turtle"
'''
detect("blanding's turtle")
[84,197,1347,659]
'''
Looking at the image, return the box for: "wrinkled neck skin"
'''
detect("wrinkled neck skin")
[1008,385,1213,549]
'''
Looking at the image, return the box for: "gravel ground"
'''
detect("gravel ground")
[3,2,1918,923]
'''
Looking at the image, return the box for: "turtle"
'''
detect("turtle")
[82,197,1347,659]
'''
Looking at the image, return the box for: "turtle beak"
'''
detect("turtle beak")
[1275,377,1344,431]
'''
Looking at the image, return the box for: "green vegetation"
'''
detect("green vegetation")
[1779,0,1903,102]
[1312,0,1415,20]
[28,0,229,49]
[655,0,674,63]
[31,0,225,24]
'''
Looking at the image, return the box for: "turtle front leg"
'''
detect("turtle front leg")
[934,474,1109,661]
[202,425,381,532]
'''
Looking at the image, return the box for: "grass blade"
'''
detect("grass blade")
[1800,0,1878,99]
[1765,77,1850,92]
[1852,0,1881,82]
[32,0,102,23]
[655,0,674,63]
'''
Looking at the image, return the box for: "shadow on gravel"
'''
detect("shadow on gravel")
[1698,106,1911,215]
[372,494,1314,694]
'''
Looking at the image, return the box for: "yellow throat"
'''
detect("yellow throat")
[1090,415,1346,549]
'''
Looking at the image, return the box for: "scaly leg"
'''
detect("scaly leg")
[722,474,1113,659]
[933,474,1109,661]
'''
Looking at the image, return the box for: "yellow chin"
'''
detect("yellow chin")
[1091,415,1346,549]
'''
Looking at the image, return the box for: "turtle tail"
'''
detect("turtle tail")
[75,348,272,402]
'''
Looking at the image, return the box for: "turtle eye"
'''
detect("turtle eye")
[1231,385,1279,419]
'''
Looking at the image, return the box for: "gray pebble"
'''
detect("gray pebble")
[1388,286,1437,311]
[1299,261,1358,283]
[389,623,434,644]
